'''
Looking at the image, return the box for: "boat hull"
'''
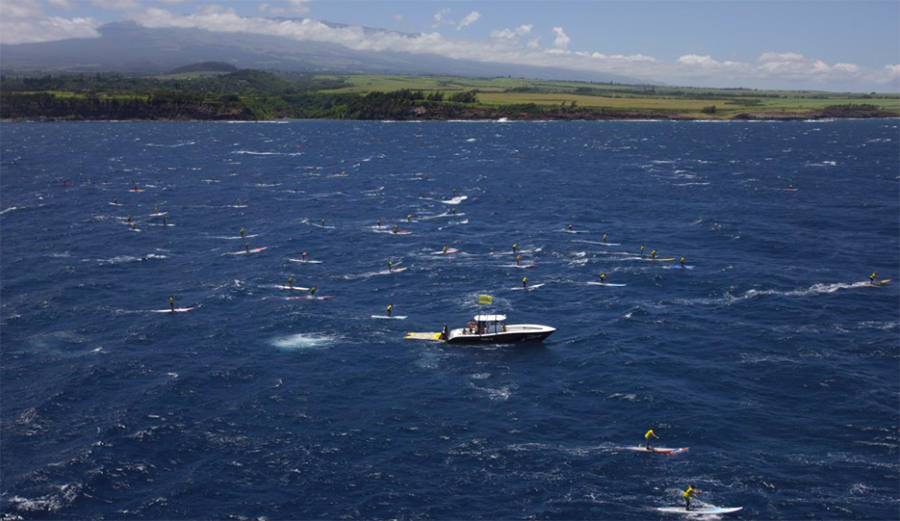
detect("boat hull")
[446,324,555,344]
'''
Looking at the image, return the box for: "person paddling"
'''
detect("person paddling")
[310,286,317,296]
[515,254,521,266]
[683,484,700,511]
[644,428,659,450]
[870,272,878,285]
[301,251,308,261]
[240,227,245,239]
[522,276,528,290]
[512,243,518,254]
[640,245,645,257]
[245,243,250,253]
[169,296,175,312]
[386,304,393,318]
[393,225,399,234]
[602,233,607,243]
[680,257,686,268]
[600,273,606,284]
[288,276,294,289]
[651,249,658,260]
[388,260,394,273]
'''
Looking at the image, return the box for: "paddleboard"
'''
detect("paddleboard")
[229,204,249,208]
[663,265,695,270]
[275,285,310,291]
[405,332,443,341]
[432,248,460,255]
[149,212,168,217]
[657,507,742,515]
[385,267,409,274]
[587,282,627,287]
[783,188,798,192]
[150,307,195,313]
[292,296,334,300]
[128,189,145,193]
[869,279,892,286]
[575,240,622,246]
[643,257,676,262]
[311,223,336,229]
[619,446,688,454]
[229,247,267,255]
[372,315,408,320]
[109,202,123,206]
[503,264,536,269]
[512,283,546,291]
[564,229,587,234]
[222,234,259,240]
[288,259,323,264]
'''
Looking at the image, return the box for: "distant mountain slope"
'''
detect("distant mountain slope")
[0,21,648,84]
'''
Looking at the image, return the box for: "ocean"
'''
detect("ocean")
[1,120,898,519]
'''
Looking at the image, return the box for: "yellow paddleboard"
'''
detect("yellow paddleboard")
[405,332,443,341]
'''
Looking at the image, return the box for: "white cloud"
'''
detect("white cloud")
[0,0,99,44]
[456,11,479,30]
[288,0,309,14]
[1,0,44,19]
[431,8,450,29]
[551,26,569,49]
[491,24,531,40]
[47,0,78,10]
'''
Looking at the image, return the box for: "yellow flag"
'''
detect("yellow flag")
[478,295,493,305]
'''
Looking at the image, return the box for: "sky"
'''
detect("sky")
[1,0,899,91]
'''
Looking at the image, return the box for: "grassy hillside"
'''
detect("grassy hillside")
[320,74,900,119]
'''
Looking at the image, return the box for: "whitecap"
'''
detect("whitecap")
[270,333,336,350]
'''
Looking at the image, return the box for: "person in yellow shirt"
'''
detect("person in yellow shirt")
[683,484,700,511]
[644,428,659,450]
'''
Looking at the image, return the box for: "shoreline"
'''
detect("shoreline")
[2,115,897,123]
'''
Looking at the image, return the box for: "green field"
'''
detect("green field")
[319,74,900,118]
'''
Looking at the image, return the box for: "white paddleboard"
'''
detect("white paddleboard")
[275,285,310,291]
[291,296,334,300]
[587,282,627,287]
[371,315,408,320]
[228,246,267,255]
[657,507,742,515]
[384,267,408,274]
[288,259,323,264]
[432,248,459,255]
[619,446,688,454]
[512,283,546,291]
[502,264,536,269]
[150,307,195,313]
[149,212,168,217]
[663,265,695,270]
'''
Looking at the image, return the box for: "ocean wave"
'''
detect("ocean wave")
[269,333,337,350]
[231,150,304,156]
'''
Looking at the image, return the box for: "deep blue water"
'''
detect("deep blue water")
[1,120,898,520]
